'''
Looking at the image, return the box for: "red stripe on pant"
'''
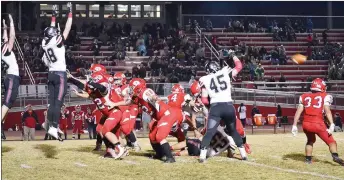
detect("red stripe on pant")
[5,77,13,104]
[73,121,83,134]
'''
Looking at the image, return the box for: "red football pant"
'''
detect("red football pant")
[303,121,336,145]
[59,119,68,134]
[149,109,178,143]
[73,121,83,134]
[101,109,122,136]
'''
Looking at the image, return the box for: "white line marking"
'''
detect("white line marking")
[20,164,32,169]
[75,162,87,167]
[124,160,140,165]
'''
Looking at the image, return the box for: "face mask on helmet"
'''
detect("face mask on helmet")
[44,27,58,39]
[205,61,220,74]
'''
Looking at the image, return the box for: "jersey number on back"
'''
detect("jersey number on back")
[45,48,57,63]
[304,96,322,108]
[210,74,228,93]
[170,94,178,102]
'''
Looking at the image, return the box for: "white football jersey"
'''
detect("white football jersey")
[207,126,234,157]
[199,66,233,104]
[1,43,19,76]
[41,35,66,71]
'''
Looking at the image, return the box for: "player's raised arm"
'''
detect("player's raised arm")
[2,19,8,48]
[62,2,73,40]
[7,14,15,52]
[51,5,57,27]
[231,55,242,78]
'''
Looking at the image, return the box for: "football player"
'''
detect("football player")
[59,104,70,139]
[68,71,127,159]
[71,105,85,139]
[112,72,141,151]
[198,53,246,163]
[1,14,20,140]
[292,78,344,166]
[41,2,73,140]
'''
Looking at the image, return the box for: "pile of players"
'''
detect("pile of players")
[66,62,251,163]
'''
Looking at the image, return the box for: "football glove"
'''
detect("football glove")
[326,123,335,135]
[291,125,298,136]
[52,5,58,16]
[66,2,72,13]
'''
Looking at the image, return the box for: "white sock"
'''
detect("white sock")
[200,148,207,160]
[238,147,247,159]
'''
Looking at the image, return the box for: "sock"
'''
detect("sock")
[238,146,247,159]
[96,133,102,145]
[200,148,207,159]
[115,142,121,150]
[64,134,67,139]
[242,136,247,144]
[103,138,114,149]
[151,143,163,158]
[160,142,173,159]
[306,156,312,161]
[332,153,339,158]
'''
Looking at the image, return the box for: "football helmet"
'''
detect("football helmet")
[205,61,220,74]
[190,81,201,97]
[89,64,107,74]
[171,84,184,93]
[90,71,108,85]
[128,78,146,96]
[44,26,59,39]
[310,78,326,92]
[75,105,81,111]
[113,72,127,86]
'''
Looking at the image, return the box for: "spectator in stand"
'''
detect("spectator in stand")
[306,46,313,60]
[205,19,213,32]
[306,33,313,46]
[312,32,320,45]
[322,29,328,45]
[90,38,100,56]
[124,70,132,78]
[139,63,147,78]
[267,76,276,87]
[306,18,313,33]
[231,36,240,46]
[255,63,265,80]
[279,45,287,65]
[279,73,287,88]
[195,44,205,61]
[22,104,39,141]
[123,21,132,36]
[238,103,247,128]
[270,46,280,65]
[132,65,139,78]
[259,46,267,60]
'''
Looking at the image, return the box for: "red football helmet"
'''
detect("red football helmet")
[75,105,81,111]
[172,84,184,93]
[89,64,106,73]
[90,71,108,85]
[103,73,114,84]
[190,80,201,97]
[128,78,146,96]
[113,72,127,86]
[310,78,326,92]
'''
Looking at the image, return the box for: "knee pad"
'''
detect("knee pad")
[121,124,131,136]
[149,131,157,142]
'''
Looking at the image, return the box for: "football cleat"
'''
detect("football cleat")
[48,127,63,142]
[114,146,126,159]
[333,156,344,166]
[133,144,141,152]
[305,159,312,164]
[199,148,207,163]
[244,143,252,154]
[93,144,102,151]
[164,157,176,163]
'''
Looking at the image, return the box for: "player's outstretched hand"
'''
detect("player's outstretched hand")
[8,14,13,24]
[52,5,58,16]
[291,125,298,136]
[66,2,72,13]
[66,69,73,79]
[326,123,335,135]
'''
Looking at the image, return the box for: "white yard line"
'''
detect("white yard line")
[20,164,32,169]
[74,162,87,167]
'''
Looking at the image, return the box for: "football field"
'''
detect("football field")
[2,133,344,180]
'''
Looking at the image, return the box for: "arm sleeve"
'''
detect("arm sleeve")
[1,43,11,55]
[42,54,50,67]
[69,78,85,90]
[298,96,304,107]
[87,81,107,95]
[324,95,333,106]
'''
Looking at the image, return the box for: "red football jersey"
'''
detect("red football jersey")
[72,111,85,121]
[92,109,103,124]
[135,88,170,120]
[299,92,333,123]
[167,92,186,109]
[85,82,116,116]
[109,84,129,112]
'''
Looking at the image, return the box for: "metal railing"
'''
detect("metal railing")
[182,14,344,29]
[203,33,220,61]
[14,38,35,84]
[6,82,344,112]
[195,25,202,45]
